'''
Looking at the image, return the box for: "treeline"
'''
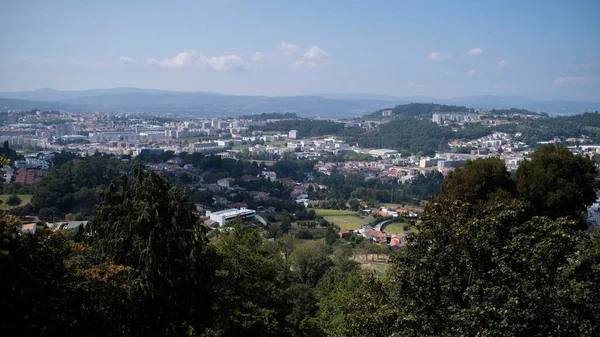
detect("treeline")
[253,119,345,137]
[29,155,132,219]
[240,112,298,120]
[495,111,600,145]
[488,107,546,116]
[343,119,452,155]
[311,169,444,206]
[366,102,470,119]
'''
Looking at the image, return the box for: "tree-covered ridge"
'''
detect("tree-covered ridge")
[239,112,299,120]
[31,155,132,219]
[488,107,545,116]
[251,119,346,137]
[366,102,470,119]
[496,111,600,144]
[343,119,452,155]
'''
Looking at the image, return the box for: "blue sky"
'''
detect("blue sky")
[0,0,599,100]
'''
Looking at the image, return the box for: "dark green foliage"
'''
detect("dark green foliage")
[367,103,469,119]
[317,269,396,337]
[32,156,131,216]
[343,118,452,155]
[209,224,291,336]
[517,144,597,220]
[254,119,345,137]
[0,141,20,162]
[271,158,314,180]
[441,157,516,203]
[0,215,77,336]
[88,167,216,336]
[6,194,21,207]
[387,197,594,336]
[290,241,332,286]
[51,150,79,167]
[496,112,600,145]
[240,112,298,120]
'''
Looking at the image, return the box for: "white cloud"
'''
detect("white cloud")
[428,52,451,61]
[467,48,483,56]
[566,63,595,71]
[276,41,299,54]
[147,51,250,71]
[303,45,328,60]
[554,76,598,85]
[498,60,506,69]
[406,82,426,88]
[293,60,319,69]
[118,56,137,64]
[467,68,480,76]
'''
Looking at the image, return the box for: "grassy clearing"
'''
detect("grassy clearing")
[0,194,33,210]
[384,222,407,233]
[314,209,356,216]
[322,215,366,230]
[354,254,389,276]
[232,144,251,150]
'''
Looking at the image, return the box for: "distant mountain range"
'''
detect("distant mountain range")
[0,88,598,117]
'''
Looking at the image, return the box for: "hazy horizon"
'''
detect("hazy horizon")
[1,0,599,101]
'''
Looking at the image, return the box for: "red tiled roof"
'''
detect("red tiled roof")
[364,230,387,238]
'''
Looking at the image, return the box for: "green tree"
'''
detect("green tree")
[276,233,296,260]
[6,194,21,207]
[290,241,332,286]
[387,197,596,336]
[348,198,361,212]
[209,224,291,336]
[0,213,79,336]
[441,157,515,203]
[317,270,397,337]
[88,167,216,336]
[517,144,598,221]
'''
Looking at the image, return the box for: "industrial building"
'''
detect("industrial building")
[206,208,256,226]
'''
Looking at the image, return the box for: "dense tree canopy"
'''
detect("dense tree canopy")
[387,196,598,336]
[32,155,131,217]
[441,157,516,203]
[88,167,216,336]
[366,103,470,119]
[517,144,598,220]
[253,119,345,137]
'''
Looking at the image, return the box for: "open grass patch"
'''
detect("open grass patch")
[314,209,356,216]
[0,194,33,210]
[322,215,366,230]
[384,222,407,233]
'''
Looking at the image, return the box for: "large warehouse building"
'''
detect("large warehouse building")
[207,208,256,226]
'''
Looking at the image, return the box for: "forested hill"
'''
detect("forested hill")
[365,103,470,119]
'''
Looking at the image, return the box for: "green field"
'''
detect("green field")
[314,209,357,216]
[323,215,366,230]
[232,144,251,150]
[384,222,420,234]
[384,222,407,233]
[0,194,33,210]
[314,209,367,230]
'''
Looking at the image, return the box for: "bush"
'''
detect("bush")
[6,194,21,207]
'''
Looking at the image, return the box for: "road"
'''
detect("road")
[374,219,393,231]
